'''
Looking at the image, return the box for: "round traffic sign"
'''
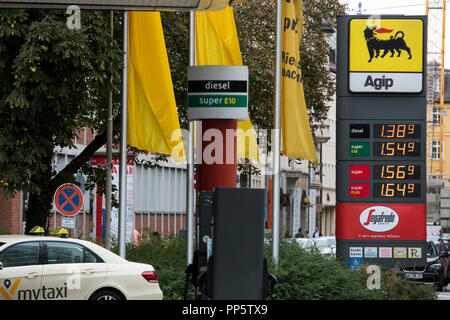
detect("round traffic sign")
[54,183,84,216]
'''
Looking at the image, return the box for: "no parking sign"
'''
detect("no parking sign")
[54,183,84,216]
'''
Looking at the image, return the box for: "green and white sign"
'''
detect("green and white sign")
[187,66,248,121]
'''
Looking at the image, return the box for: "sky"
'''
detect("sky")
[340,0,450,67]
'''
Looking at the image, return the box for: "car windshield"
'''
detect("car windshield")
[314,239,330,248]
[0,242,4,247]
[427,241,439,258]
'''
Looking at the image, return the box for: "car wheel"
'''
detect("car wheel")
[90,289,123,301]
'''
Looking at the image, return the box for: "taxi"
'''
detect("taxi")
[0,229,163,300]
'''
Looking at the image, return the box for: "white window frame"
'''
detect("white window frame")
[431,140,441,160]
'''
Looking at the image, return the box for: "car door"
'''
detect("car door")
[0,241,43,300]
[42,241,107,300]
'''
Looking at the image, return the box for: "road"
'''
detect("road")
[438,285,450,300]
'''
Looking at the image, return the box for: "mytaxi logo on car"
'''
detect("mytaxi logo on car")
[0,279,21,300]
[359,206,399,232]
[0,279,68,300]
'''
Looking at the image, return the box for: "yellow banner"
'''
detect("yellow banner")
[127,12,185,161]
[349,19,423,72]
[281,0,317,162]
[196,6,259,162]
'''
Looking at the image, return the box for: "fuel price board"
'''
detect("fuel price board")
[336,15,427,269]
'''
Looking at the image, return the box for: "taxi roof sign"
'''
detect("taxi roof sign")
[29,226,45,235]
[50,227,69,238]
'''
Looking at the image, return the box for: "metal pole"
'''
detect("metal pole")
[105,10,113,251]
[272,0,282,266]
[118,11,128,259]
[186,11,196,265]
[440,0,446,177]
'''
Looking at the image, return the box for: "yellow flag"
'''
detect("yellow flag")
[281,0,317,163]
[196,6,259,162]
[127,12,185,161]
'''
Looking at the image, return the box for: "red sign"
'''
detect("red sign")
[336,203,426,241]
[349,183,370,198]
[54,183,84,216]
[349,165,370,180]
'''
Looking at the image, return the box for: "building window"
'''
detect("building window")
[432,107,441,125]
[431,140,441,160]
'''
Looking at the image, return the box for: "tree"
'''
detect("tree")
[233,0,347,133]
[0,9,123,232]
[0,0,346,233]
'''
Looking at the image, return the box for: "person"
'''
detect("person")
[295,227,304,238]
[133,229,142,246]
[313,226,322,238]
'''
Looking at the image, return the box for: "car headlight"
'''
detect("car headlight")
[429,263,441,270]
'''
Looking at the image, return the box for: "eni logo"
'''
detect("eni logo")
[363,26,412,63]
[0,279,21,300]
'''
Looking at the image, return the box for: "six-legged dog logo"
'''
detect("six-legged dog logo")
[0,279,21,300]
[364,25,412,63]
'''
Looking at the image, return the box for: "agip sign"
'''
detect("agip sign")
[348,19,424,93]
[336,15,427,270]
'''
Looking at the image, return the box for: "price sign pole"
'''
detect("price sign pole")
[336,16,427,269]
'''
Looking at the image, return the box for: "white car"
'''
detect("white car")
[293,238,315,251]
[312,237,336,258]
[0,235,163,300]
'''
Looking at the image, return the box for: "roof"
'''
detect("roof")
[0,235,126,264]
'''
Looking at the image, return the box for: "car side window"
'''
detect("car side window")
[46,242,84,264]
[0,242,40,268]
[45,241,103,264]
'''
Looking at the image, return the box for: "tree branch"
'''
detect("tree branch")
[50,115,120,192]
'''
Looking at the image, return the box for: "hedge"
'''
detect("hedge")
[125,234,437,300]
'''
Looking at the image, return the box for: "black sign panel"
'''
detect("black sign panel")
[350,124,370,138]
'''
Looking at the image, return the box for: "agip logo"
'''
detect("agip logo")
[363,26,412,63]
[348,18,424,93]
[359,206,399,233]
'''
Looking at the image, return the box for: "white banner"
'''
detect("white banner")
[309,189,316,238]
[349,72,422,93]
[292,187,301,236]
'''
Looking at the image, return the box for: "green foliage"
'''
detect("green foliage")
[126,232,193,300]
[126,235,436,300]
[0,9,123,197]
[269,240,436,300]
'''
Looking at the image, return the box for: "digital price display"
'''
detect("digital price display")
[373,182,421,198]
[373,124,421,139]
[372,165,421,180]
[337,161,425,202]
[373,142,421,157]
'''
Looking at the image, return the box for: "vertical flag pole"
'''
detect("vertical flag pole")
[118,10,129,259]
[272,0,283,266]
[187,11,196,265]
